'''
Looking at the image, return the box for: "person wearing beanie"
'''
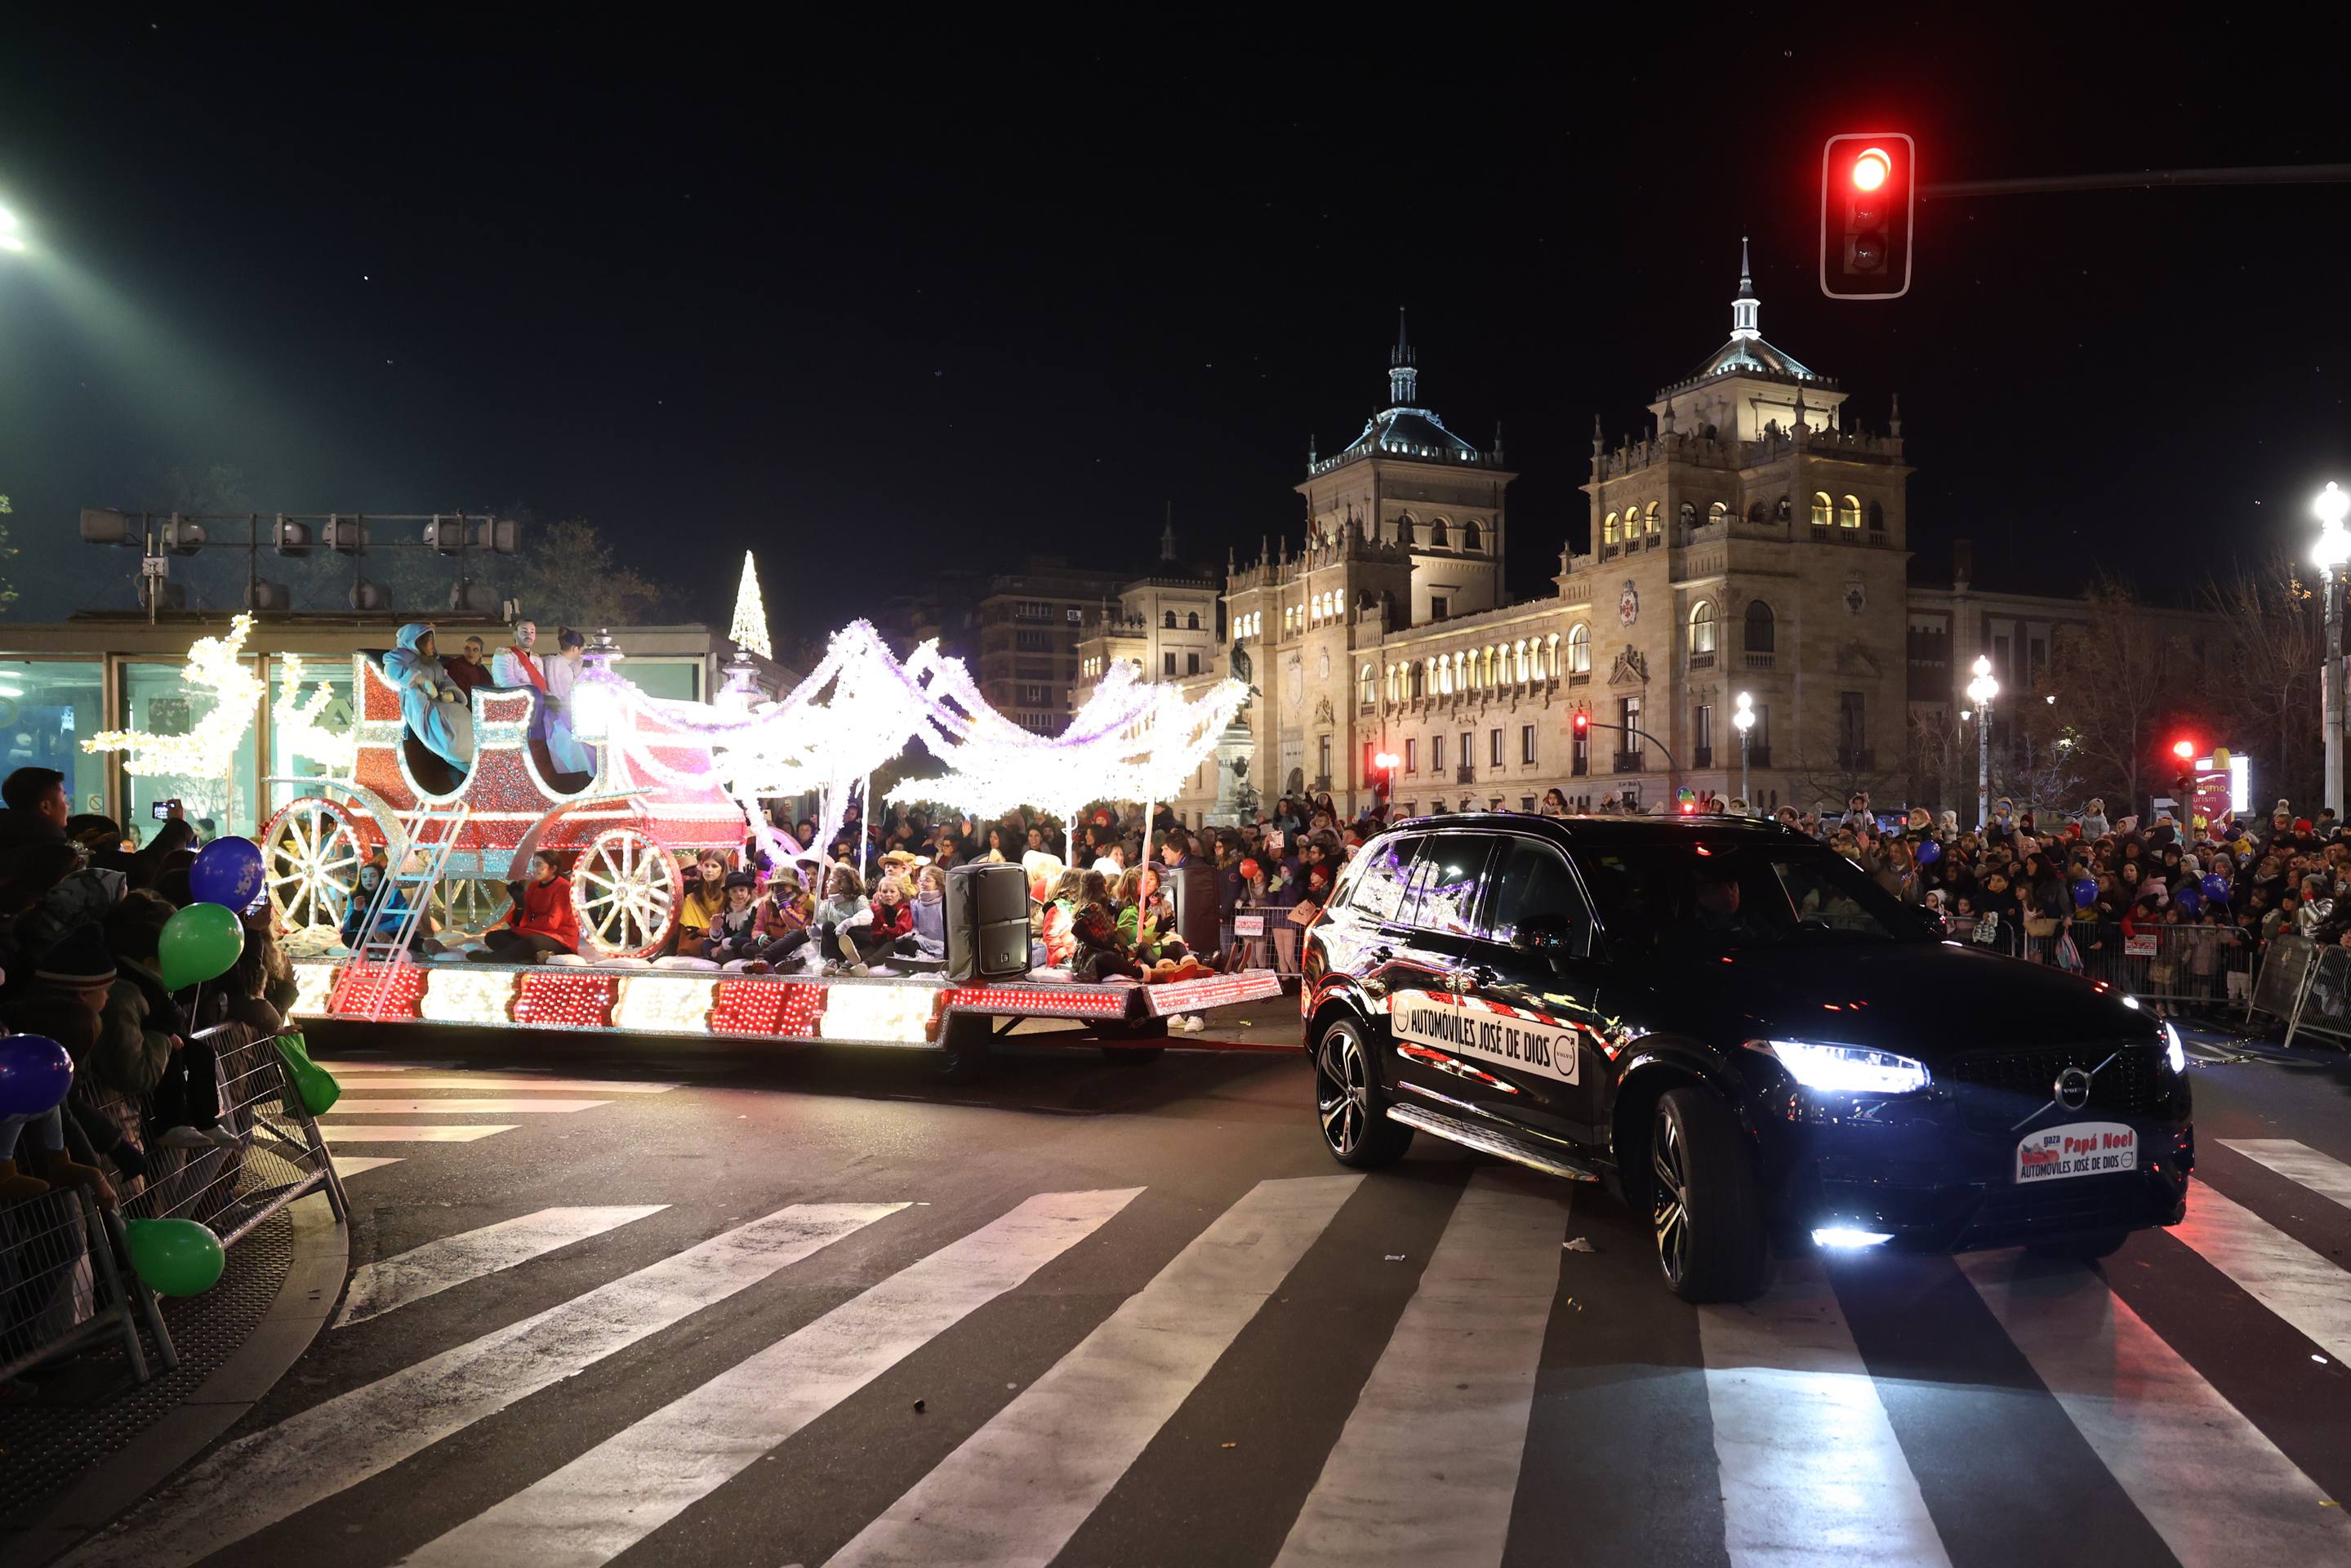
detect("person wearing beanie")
[0,924,122,1204]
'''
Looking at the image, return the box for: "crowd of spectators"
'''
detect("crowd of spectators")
[0,766,295,1209]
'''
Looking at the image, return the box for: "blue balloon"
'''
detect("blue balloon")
[2175,884,2203,915]
[2073,878,2097,908]
[2202,872,2229,903]
[0,1034,73,1119]
[189,836,266,912]
[1916,839,1943,866]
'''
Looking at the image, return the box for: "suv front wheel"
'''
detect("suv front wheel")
[1650,1088,1769,1303]
[1313,1016,1414,1169]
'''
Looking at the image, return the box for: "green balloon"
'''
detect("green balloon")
[158,902,246,991]
[274,1034,341,1116]
[122,1217,225,1297]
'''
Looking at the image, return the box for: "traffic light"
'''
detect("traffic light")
[1820,133,1915,300]
[2171,739,2197,762]
[1573,711,1590,737]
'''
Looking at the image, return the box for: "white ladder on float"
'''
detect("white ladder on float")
[350,802,471,1018]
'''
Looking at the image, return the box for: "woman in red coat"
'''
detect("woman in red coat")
[470,851,581,962]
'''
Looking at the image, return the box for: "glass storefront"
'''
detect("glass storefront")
[269,655,357,816]
[120,659,262,842]
[623,657,701,702]
[0,661,104,814]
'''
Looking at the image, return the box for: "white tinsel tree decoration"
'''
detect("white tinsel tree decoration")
[728,550,772,659]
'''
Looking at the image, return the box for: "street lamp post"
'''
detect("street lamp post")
[1732,692,1755,809]
[1966,654,1999,832]
[2313,483,2351,820]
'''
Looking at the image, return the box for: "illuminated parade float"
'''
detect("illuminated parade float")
[149,617,1289,1056]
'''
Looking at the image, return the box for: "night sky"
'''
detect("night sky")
[1,18,2346,639]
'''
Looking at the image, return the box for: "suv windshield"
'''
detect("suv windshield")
[1570,840,1935,958]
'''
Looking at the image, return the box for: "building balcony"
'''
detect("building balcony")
[1568,670,1590,687]
[1692,746,1713,768]
[1613,751,1645,774]
[1742,651,1775,670]
[1312,775,1333,794]
[1456,764,1476,784]
[1687,650,1716,670]
[1570,756,1588,777]
[1744,746,1772,768]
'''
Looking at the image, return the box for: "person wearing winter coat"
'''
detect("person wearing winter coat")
[2080,798,2111,840]
[908,865,946,960]
[1071,871,1145,982]
[701,871,765,961]
[470,852,581,961]
[384,622,474,772]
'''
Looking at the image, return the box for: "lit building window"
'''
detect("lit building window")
[1690,601,1716,656]
[1839,494,1862,529]
[1811,492,1833,528]
[1567,624,1591,674]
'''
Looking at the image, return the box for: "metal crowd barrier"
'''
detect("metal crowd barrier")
[1944,918,2256,1010]
[1225,904,1310,978]
[2252,933,2351,1050]
[0,1029,346,1392]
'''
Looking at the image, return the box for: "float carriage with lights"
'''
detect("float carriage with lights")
[265,623,1283,1062]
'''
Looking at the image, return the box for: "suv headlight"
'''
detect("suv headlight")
[2162,1020,2186,1076]
[1746,1039,1930,1095]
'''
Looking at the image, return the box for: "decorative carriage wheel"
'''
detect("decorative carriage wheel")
[260,797,370,932]
[432,877,513,939]
[571,826,682,959]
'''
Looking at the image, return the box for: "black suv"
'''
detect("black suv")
[1301,813,2193,1302]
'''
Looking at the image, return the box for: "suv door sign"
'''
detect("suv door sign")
[1390,991,1578,1085]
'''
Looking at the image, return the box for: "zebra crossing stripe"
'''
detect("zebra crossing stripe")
[335,1206,670,1329]
[58,1202,907,1568]
[2221,1138,2351,1212]
[331,1156,402,1179]
[323,1098,613,1114]
[2167,1176,2351,1365]
[1271,1170,1564,1568]
[397,1187,1144,1568]
[1699,1256,1952,1568]
[1961,1249,2351,1566]
[314,1124,520,1143]
[827,1174,1362,1568]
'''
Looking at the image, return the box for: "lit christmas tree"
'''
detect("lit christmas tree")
[728,550,772,658]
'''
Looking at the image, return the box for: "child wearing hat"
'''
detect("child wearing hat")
[0,924,124,1204]
[701,871,764,962]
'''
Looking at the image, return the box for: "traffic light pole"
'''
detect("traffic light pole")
[2328,564,2346,822]
[1919,164,2351,200]
[1584,719,1681,811]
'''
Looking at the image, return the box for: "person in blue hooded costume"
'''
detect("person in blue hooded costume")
[385,622,475,773]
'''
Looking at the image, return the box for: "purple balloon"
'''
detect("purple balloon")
[0,1034,73,1119]
[1916,839,1943,866]
[2202,872,2229,903]
[189,836,266,912]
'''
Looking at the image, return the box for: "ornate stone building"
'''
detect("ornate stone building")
[1129,247,2216,827]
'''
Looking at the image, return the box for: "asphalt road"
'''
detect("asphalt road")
[51,1008,2351,1568]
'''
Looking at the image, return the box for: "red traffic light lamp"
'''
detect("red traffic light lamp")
[1820,132,1916,300]
[2171,739,2197,762]
[1572,711,1590,736]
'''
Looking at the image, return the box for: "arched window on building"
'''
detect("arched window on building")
[1744,599,1777,654]
[1644,501,1660,536]
[1187,611,1200,630]
[1164,610,1178,628]
[1430,516,1449,548]
[1410,662,1425,700]
[1397,512,1417,546]
[1679,501,1697,534]
[1546,632,1561,678]
[1775,496,1792,523]
[1603,511,1619,546]
[1748,500,1768,525]
[1514,641,1529,684]
[1838,494,1862,530]
[1360,664,1376,706]
[1810,492,1833,528]
[1708,501,1728,529]
[1462,519,1483,552]
[1690,600,1716,657]
[1568,622,1592,674]
[1867,500,1885,535]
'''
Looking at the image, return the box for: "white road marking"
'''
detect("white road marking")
[322,1098,612,1115]
[59,1203,906,1568]
[334,1076,679,1094]
[1699,1256,1951,1568]
[314,1124,519,1143]
[399,1187,1143,1568]
[827,1174,1362,1568]
[2221,1138,2351,1211]
[335,1206,670,1329]
[1271,1170,1563,1568]
[2168,1176,2351,1364]
[1962,1249,2351,1566]
[331,1156,402,1179]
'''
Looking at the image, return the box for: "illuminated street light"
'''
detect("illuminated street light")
[1966,654,1999,831]
[1731,692,1755,807]
[2314,482,2350,817]
[0,205,24,253]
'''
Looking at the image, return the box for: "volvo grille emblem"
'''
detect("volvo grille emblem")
[2055,1067,2095,1111]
